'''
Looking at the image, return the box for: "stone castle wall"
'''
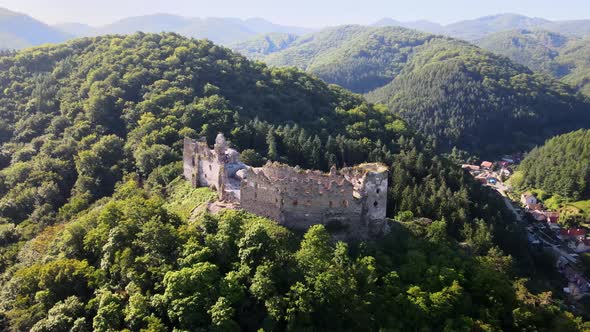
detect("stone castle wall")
[240,163,388,235]
[184,135,390,238]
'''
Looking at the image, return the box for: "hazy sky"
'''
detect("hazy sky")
[0,0,588,27]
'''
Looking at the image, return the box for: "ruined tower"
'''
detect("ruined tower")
[183,134,246,201]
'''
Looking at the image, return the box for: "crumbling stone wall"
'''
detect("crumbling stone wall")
[184,135,390,238]
[183,135,245,200]
[240,163,389,238]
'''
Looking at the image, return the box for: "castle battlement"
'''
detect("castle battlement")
[183,134,390,238]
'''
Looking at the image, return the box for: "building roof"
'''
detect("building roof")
[528,203,544,211]
[480,161,493,168]
[530,210,547,221]
[461,164,480,171]
[561,228,587,237]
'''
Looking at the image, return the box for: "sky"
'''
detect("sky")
[0,0,588,27]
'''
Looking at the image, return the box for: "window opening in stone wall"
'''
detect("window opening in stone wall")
[376,188,380,194]
[373,201,379,207]
[342,200,349,207]
[293,200,298,206]
[329,201,333,208]
[209,165,212,171]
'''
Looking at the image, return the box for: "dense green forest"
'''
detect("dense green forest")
[478,29,590,96]
[232,32,298,59]
[515,129,590,201]
[2,178,587,331]
[0,32,586,330]
[256,26,590,155]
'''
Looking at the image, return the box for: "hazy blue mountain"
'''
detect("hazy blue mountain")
[541,19,590,38]
[92,14,192,35]
[61,14,311,45]
[53,22,95,37]
[0,7,70,49]
[372,14,590,41]
[242,17,313,35]
[372,18,444,34]
[444,13,550,40]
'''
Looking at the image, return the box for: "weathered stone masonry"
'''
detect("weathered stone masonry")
[184,134,390,237]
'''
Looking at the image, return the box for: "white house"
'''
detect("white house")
[521,192,537,207]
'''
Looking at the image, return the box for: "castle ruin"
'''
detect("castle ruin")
[183,134,390,238]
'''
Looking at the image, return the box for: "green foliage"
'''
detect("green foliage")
[0,179,585,331]
[232,32,298,59]
[0,32,585,331]
[478,29,590,97]
[517,129,590,201]
[265,25,590,155]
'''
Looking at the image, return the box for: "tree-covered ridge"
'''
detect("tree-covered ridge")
[1,178,587,331]
[0,32,417,231]
[0,31,585,331]
[265,25,443,93]
[366,42,590,155]
[231,32,298,59]
[261,25,590,154]
[515,129,590,201]
[0,32,526,263]
[0,32,520,255]
[478,29,590,96]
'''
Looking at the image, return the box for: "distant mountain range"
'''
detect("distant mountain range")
[477,29,590,96]
[0,7,70,49]
[1,8,590,50]
[55,14,313,45]
[0,8,313,49]
[372,13,590,40]
[240,25,590,155]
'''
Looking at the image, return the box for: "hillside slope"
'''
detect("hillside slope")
[265,25,590,154]
[232,32,298,59]
[478,30,590,96]
[0,32,584,332]
[0,7,70,49]
[516,129,590,201]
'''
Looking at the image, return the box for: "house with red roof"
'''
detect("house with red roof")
[480,161,493,170]
[545,211,559,224]
[559,228,587,241]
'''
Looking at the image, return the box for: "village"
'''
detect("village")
[462,157,590,302]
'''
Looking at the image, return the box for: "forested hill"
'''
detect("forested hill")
[0,32,520,246]
[477,29,590,96]
[231,32,298,59]
[516,129,590,201]
[0,32,587,331]
[261,25,590,155]
[0,31,414,227]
